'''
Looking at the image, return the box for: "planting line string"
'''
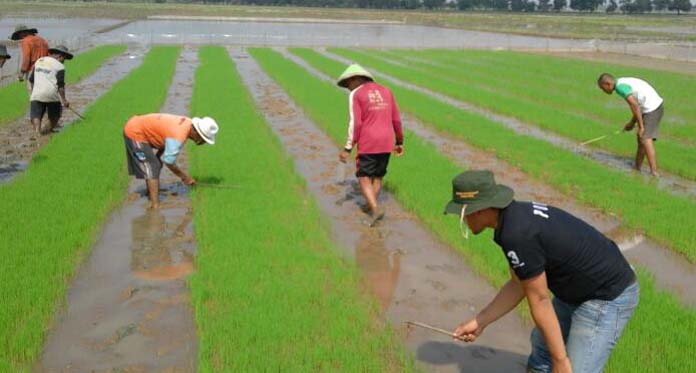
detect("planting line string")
[579,129,624,146]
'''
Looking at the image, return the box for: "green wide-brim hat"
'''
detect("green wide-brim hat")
[49,45,73,60]
[444,170,514,216]
[10,24,38,41]
[336,64,374,88]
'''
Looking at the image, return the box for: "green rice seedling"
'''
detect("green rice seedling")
[381,49,696,146]
[187,46,413,372]
[330,49,696,181]
[0,45,127,127]
[291,47,696,261]
[252,47,696,373]
[0,46,179,371]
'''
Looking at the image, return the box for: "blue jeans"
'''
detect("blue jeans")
[527,281,639,373]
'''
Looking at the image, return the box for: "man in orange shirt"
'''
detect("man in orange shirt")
[10,24,48,82]
[124,113,219,209]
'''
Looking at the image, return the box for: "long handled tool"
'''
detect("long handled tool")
[579,129,623,146]
[67,106,86,121]
[406,321,465,341]
[193,182,242,189]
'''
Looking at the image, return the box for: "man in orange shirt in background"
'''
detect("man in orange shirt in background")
[124,113,219,209]
[10,24,48,83]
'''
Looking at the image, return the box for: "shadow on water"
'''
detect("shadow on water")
[417,341,528,373]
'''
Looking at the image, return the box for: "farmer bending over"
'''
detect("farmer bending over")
[445,170,638,373]
[9,24,48,83]
[337,64,404,225]
[124,114,218,209]
[28,45,72,134]
[598,73,664,177]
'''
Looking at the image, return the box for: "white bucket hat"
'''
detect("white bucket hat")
[191,117,218,145]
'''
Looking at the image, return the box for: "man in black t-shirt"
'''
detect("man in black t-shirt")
[443,170,638,373]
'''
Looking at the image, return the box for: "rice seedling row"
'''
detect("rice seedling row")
[303,48,696,260]
[331,49,696,181]
[0,45,127,128]
[380,49,696,145]
[187,46,412,372]
[250,47,696,372]
[0,46,179,371]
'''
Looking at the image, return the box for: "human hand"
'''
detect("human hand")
[624,122,635,132]
[339,149,350,163]
[182,176,196,186]
[63,101,70,108]
[394,145,404,157]
[552,356,572,373]
[453,318,485,343]
[637,126,645,138]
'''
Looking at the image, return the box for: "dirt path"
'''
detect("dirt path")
[538,51,696,76]
[234,47,531,372]
[282,48,696,308]
[317,49,696,202]
[0,47,148,184]
[36,47,199,372]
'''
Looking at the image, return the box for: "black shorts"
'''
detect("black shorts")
[356,153,390,178]
[30,101,62,122]
[124,134,162,179]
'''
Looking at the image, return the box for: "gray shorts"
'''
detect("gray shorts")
[641,104,663,141]
[124,134,161,179]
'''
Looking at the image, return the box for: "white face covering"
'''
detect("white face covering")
[459,205,469,240]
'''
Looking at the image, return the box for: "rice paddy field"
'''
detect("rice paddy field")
[0,10,695,373]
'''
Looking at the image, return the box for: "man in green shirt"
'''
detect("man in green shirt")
[598,73,664,177]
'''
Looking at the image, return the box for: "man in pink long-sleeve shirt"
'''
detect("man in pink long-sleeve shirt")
[337,64,404,225]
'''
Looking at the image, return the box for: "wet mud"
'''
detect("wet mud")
[0,47,148,184]
[287,48,696,307]
[234,47,531,372]
[37,47,199,372]
[318,49,696,202]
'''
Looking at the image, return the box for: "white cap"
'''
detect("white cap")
[191,117,218,145]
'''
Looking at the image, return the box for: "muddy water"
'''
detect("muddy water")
[318,49,696,202]
[284,48,696,307]
[0,47,147,184]
[234,47,530,372]
[37,47,199,372]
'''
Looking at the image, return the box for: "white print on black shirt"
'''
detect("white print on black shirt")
[507,250,525,269]
[532,202,549,219]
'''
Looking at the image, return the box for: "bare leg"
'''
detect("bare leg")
[146,178,160,209]
[372,177,383,199]
[48,115,60,132]
[358,176,378,213]
[634,136,646,172]
[641,138,659,177]
[31,118,42,134]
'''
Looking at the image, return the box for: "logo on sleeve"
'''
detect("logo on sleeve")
[506,250,525,269]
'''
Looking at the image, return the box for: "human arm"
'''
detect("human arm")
[521,272,572,372]
[340,91,362,162]
[625,95,644,137]
[391,94,404,157]
[19,42,31,80]
[162,138,194,184]
[56,69,68,107]
[453,270,525,342]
